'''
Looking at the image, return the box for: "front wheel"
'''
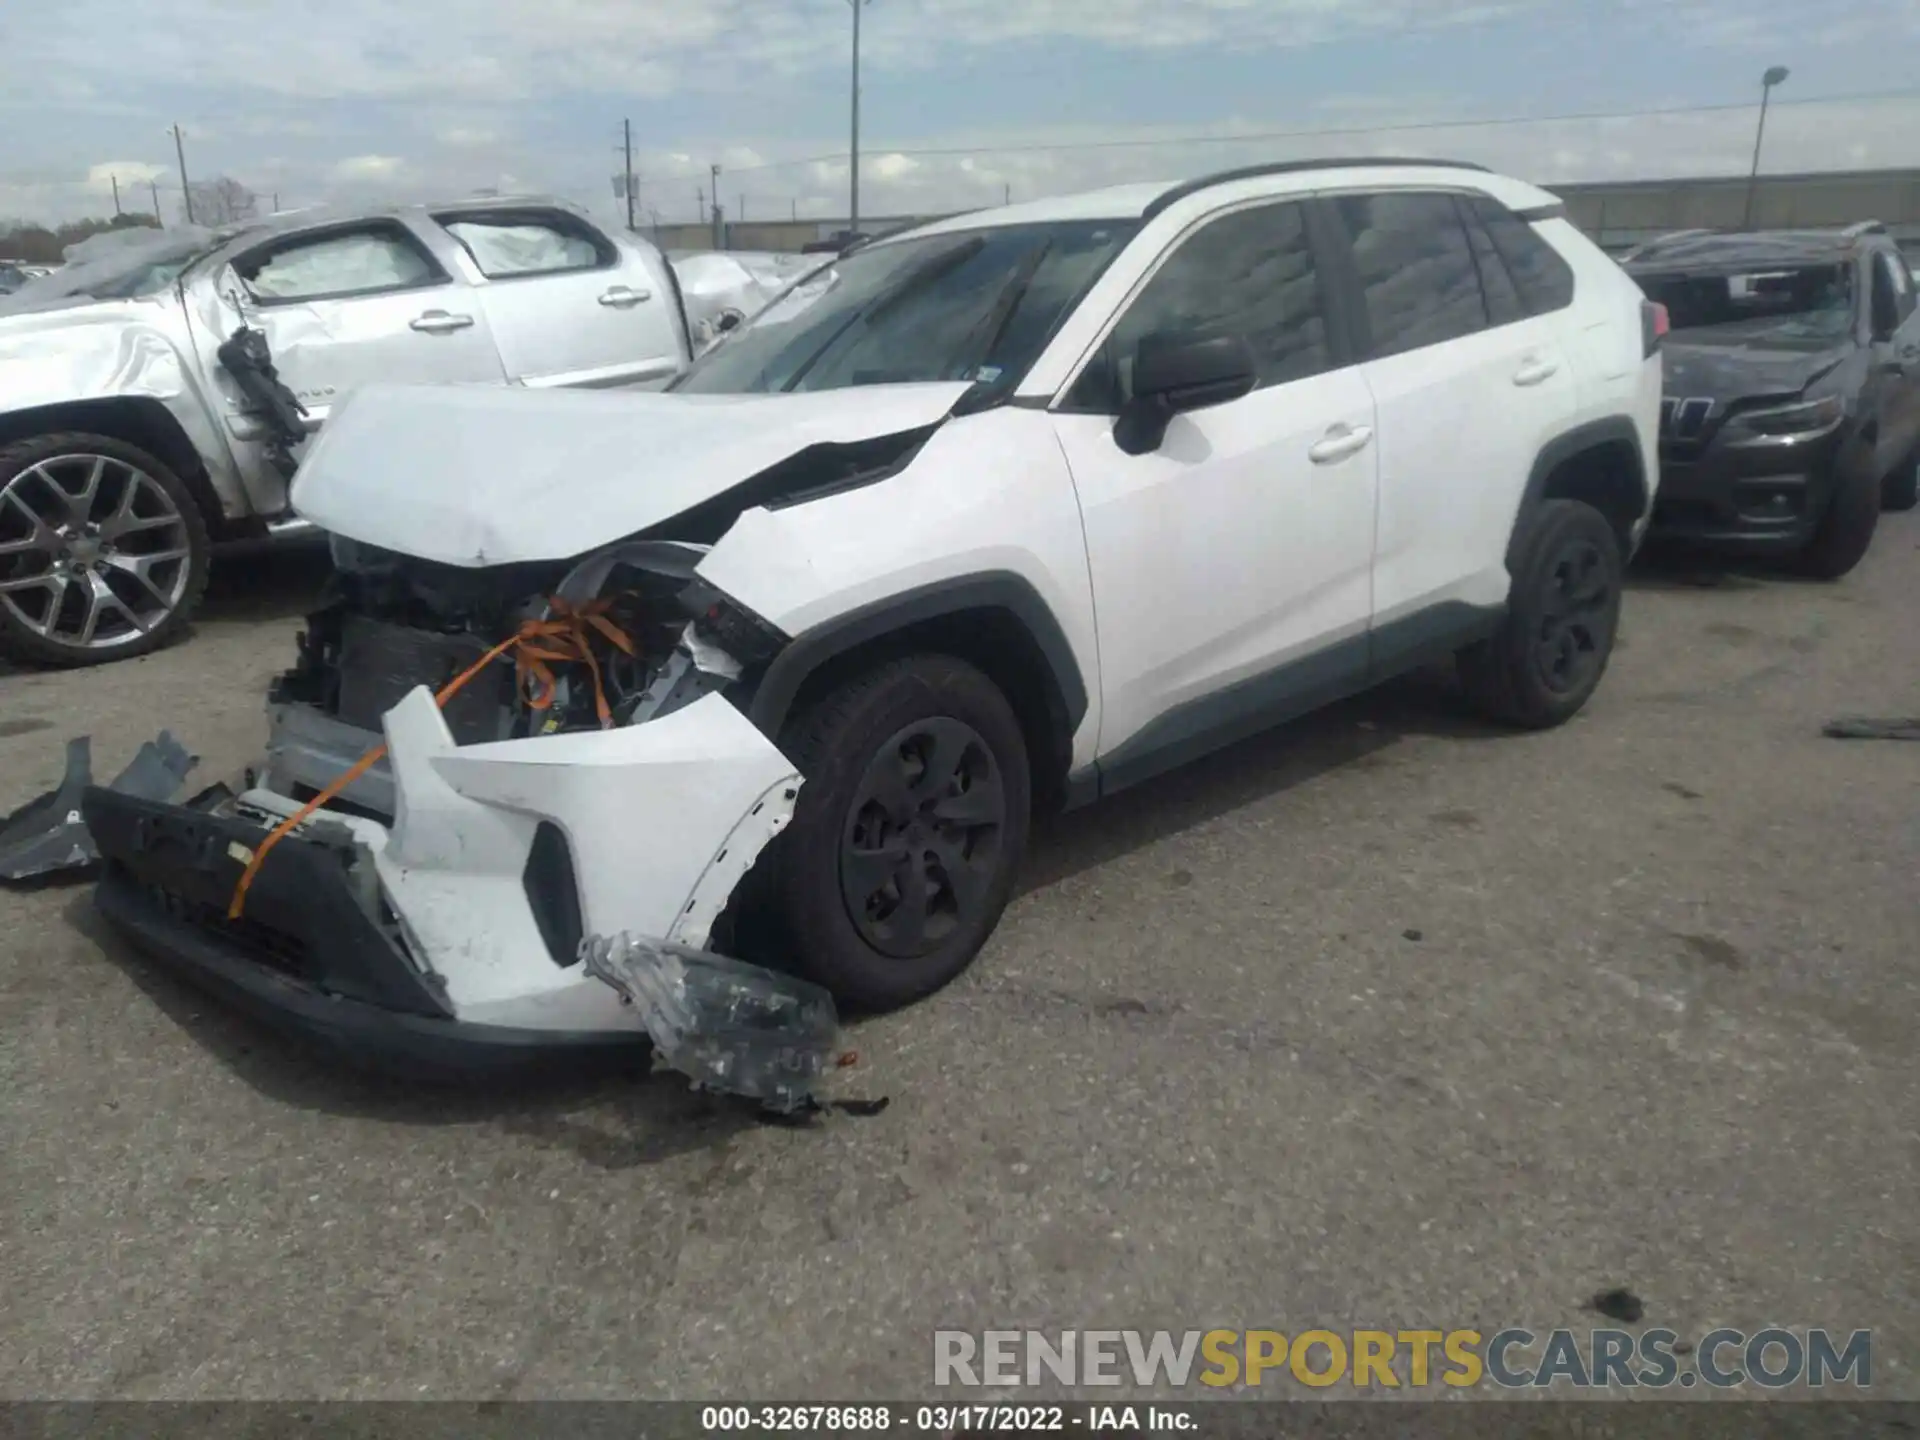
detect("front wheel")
[772,655,1031,1012]
[1458,499,1624,730]
[0,432,210,667]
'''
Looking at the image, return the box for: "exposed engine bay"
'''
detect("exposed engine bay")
[271,537,789,770]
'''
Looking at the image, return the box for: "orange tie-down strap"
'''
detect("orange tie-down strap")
[227,597,636,921]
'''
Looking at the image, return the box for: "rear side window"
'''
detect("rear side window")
[437,210,614,279]
[1458,198,1525,326]
[234,222,445,304]
[1470,197,1575,315]
[1333,192,1487,359]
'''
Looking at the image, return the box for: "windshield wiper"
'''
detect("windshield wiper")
[780,236,988,393]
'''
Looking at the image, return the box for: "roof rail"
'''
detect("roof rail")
[1840,220,1885,239]
[1142,157,1492,221]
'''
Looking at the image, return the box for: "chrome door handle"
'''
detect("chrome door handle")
[1308,423,1373,465]
[598,286,651,308]
[1513,355,1560,386]
[410,310,475,334]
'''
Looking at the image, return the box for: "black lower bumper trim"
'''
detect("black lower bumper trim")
[94,868,652,1079]
[1647,434,1841,551]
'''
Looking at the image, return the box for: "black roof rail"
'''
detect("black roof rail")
[1142,157,1493,221]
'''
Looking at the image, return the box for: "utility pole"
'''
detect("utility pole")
[738,193,746,222]
[171,124,194,224]
[110,175,122,217]
[1003,182,1011,206]
[1743,66,1789,230]
[623,118,637,232]
[149,179,162,225]
[711,162,723,248]
[272,192,280,213]
[791,198,798,222]
[847,0,871,235]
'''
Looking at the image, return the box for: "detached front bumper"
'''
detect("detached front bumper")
[1648,427,1844,551]
[85,690,802,1077]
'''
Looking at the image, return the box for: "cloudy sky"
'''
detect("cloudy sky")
[3,0,1919,228]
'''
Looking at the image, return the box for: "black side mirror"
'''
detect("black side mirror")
[1113,332,1258,456]
[1870,264,1901,343]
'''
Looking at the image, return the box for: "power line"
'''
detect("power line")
[717,85,1920,175]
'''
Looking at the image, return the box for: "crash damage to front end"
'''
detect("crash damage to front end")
[81,541,823,1096]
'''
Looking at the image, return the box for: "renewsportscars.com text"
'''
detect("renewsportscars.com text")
[933,1327,1872,1390]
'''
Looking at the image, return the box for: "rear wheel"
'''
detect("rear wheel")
[0,432,209,667]
[771,655,1031,1012]
[1798,461,1881,580]
[1458,499,1624,729]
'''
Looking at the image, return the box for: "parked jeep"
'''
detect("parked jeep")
[1625,222,1920,579]
[0,199,718,667]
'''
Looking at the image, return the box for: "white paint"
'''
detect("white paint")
[291,378,974,565]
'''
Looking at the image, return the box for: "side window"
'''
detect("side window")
[234,223,444,304]
[1470,196,1576,315]
[1458,198,1525,326]
[436,210,614,280]
[1334,192,1487,358]
[1065,200,1331,411]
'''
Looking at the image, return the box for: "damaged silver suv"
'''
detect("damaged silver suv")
[81,160,1662,1074]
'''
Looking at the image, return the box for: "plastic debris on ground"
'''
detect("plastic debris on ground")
[581,931,841,1114]
[1822,716,1920,742]
[0,731,198,882]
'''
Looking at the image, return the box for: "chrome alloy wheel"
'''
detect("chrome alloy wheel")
[0,453,192,650]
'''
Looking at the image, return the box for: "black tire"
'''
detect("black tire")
[1797,460,1881,580]
[771,654,1031,1012]
[1883,454,1918,513]
[0,432,210,668]
[1458,499,1624,730]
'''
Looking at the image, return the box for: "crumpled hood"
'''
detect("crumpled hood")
[1660,335,1849,404]
[290,380,974,566]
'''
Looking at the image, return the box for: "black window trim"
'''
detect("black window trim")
[229,218,454,309]
[1468,192,1577,319]
[1049,193,1355,417]
[430,205,620,283]
[1452,192,1526,330]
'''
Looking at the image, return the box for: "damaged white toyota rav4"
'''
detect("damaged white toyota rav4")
[82,160,1664,1081]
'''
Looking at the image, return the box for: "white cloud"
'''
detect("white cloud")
[333,154,406,181]
[86,160,165,188]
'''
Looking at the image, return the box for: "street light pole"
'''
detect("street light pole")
[847,0,871,236]
[1743,66,1789,230]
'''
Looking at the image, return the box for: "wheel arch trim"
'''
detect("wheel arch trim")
[745,570,1090,742]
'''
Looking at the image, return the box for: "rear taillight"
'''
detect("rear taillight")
[1641,300,1670,357]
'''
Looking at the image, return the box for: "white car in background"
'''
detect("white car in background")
[0,199,766,667]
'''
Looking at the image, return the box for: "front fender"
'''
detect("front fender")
[0,309,249,516]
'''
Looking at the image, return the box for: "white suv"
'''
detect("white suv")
[82,159,1663,1069]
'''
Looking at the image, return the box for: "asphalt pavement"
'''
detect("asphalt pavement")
[2,521,1916,1401]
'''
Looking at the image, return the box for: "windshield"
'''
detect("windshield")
[670,219,1137,397]
[1638,263,1854,344]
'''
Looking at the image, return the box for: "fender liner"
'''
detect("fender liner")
[1508,414,1648,562]
[746,571,1090,740]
